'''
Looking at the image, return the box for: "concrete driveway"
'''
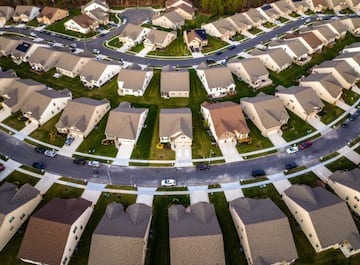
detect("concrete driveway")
[267,131,287,147]
[113,142,135,166]
[14,122,38,141]
[336,100,351,111]
[218,141,243,163]
[57,136,83,157]
[175,146,192,167]
[136,187,156,206]
[220,182,244,201]
[0,108,11,122]
[188,185,209,205]
[307,117,329,135]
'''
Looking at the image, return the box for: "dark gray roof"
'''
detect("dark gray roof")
[169,202,222,238]
[329,168,360,191]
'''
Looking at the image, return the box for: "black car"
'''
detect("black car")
[206,58,216,64]
[349,114,357,121]
[34,146,47,154]
[341,120,350,128]
[196,163,211,171]
[251,169,266,177]
[228,45,236,50]
[32,162,45,170]
[285,162,298,170]
[73,158,86,165]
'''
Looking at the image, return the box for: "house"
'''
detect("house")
[229,197,298,265]
[0,182,42,252]
[259,4,281,21]
[267,39,311,65]
[160,66,190,98]
[342,41,360,53]
[88,203,152,265]
[117,64,153,96]
[12,5,40,23]
[300,25,338,45]
[328,168,360,216]
[196,63,235,98]
[22,89,72,126]
[271,0,295,16]
[250,48,292,73]
[283,185,360,255]
[79,60,121,88]
[82,0,109,13]
[345,0,360,10]
[83,4,109,25]
[305,0,331,12]
[300,73,343,104]
[55,97,110,138]
[240,93,289,136]
[165,0,195,20]
[340,17,360,35]
[0,6,14,27]
[64,14,99,34]
[0,70,19,95]
[11,41,49,65]
[37,7,69,25]
[18,197,93,265]
[312,60,359,89]
[327,0,348,11]
[165,0,193,9]
[334,52,360,74]
[227,57,273,89]
[55,53,93,78]
[118,23,150,47]
[201,101,250,143]
[325,20,348,38]
[284,31,324,54]
[1,79,46,113]
[159,108,192,148]
[0,36,21,57]
[28,47,65,72]
[143,29,177,50]
[105,102,149,145]
[183,29,208,52]
[152,11,185,30]
[275,86,324,121]
[201,18,237,40]
[243,8,267,27]
[169,202,226,265]
[227,13,253,33]
[286,0,310,13]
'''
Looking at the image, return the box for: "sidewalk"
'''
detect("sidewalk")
[0,159,21,181]
[338,145,360,165]
[34,172,60,194]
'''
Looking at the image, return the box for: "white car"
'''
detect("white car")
[88,160,101,167]
[161,179,176,187]
[44,150,57,157]
[286,146,299,154]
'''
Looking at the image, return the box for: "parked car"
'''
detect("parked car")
[206,58,216,64]
[251,169,266,177]
[348,114,357,121]
[44,150,57,158]
[161,179,176,186]
[0,163,5,171]
[65,137,75,146]
[299,141,312,150]
[341,120,350,128]
[30,32,37,37]
[285,162,298,170]
[32,162,45,170]
[228,45,236,50]
[73,158,86,165]
[92,48,100,54]
[34,146,47,154]
[88,160,101,167]
[286,146,299,154]
[196,163,211,171]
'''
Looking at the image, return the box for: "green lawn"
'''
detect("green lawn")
[201,36,229,54]
[0,171,40,187]
[278,17,289,23]
[129,43,145,53]
[249,27,262,35]
[148,33,190,57]
[2,111,26,131]
[288,172,322,187]
[240,177,268,185]
[107,37,123,49]
[183,13,218,30]
[144,194,190,265]
[263,22,275,28]
[342,89,360,106]
[282,111,315,142]
[326,157,357,172]
[320,102,344,124]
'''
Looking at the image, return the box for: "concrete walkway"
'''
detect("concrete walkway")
[14,122,38,141]
[188,185,209,204]
[175,146,193,167]
[113,142,134,166]
[219,141,243,163]
[57,136,83,157]
[312,164,333,181]
[338,145,360,165]
[0,159,21,181]
[81,182,106,203]
[34,172,61,194]
[136,187,156,206]
[220,182,244,201]
[307,117,329,135]
[137,46,152,57]
[0,108,11,122]
[267,131,287,147]
[336,100,351,111]
[268,172,292,194]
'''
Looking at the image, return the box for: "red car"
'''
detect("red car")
[299,141,312,150]
[0,163,5,172]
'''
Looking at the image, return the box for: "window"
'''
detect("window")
[75,236,78,240]
[355,196,360,202]
[80,225,83,230]
[345,196,349,201]
[73,227,77,234]
[9,226,14,231]
[8,216,15,223]
[309,234,312,238]
[20,213,26,220]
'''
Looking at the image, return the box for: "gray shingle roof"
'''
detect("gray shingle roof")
[161,66,190,93]
[329,168,360,191]
[159,108,192,139]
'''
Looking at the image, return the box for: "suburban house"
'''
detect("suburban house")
[312,60,359,89]
[1,79,46,113]
[55,97,110,138]
[88,203,152,265]
[196,63,235,98]
[152,11,185,30]
[227,13,252,33]
[37,7,69,25]
[55,53,93,78]
[165,0,195,20]
[21,89,72,126]
[0,182,42,252]
[201,18,237,40]
[334,52,360,74]
[82,0,109,13]
[11,41,49,65]
[328,168,360,216]
[325,20,348,38]
[81,0,109,24]
[250,47,292,73]
[118,23,150,47]
[267,39,311,65]
[79,60,121,88]
[300,25,338,45]
[105,102,149,145]
[117,64,153,96]
[227,57,272,89]
[345,0,360,10]
[168,202,226,265]
[259,4,281,21]
[300,73,343,104]
[240,93,289,136]
[283,185,360,256]
[0,70,19,95]
[183,29,208,52]
[201,101,250,143]
[0,36,21,57]
[275,86,324,121]
[160,66,190,98]
[18,197,93,265]
[28,47,65,72]
[0,6,14,27]
[12,5,40,23]
[229,197,298,265]
[159,108,192,148]
[340,17,360,35]
[272,0,295,15]
[143,29,177,50]
[305,0,331,12]
[342,41,360,53]
[284,31,324,54]
[327,0,349,10]
[243,8,267,27]
[64,14,99,34]
[287,0,309,13]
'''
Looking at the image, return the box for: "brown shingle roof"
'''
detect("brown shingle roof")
[72,14,96,28]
